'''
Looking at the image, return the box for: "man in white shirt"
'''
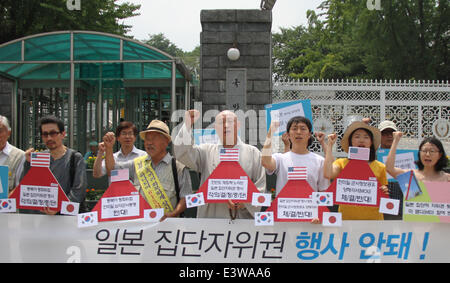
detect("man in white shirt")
[173,109,266,219]
[0,115,24,193]
[262,117,329,196]
[93,121,146,178]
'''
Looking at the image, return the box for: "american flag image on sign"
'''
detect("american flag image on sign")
[287,167,307,180]
[219,148,239,162]
[348,147,370,161]
[30,152,51,167]
[110,169,129,182]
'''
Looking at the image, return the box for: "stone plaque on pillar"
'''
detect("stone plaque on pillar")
[226,68,247,112]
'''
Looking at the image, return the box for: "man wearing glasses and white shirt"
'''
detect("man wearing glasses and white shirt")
[92,121,146,178]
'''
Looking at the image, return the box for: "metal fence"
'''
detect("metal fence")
[272,79,450,156]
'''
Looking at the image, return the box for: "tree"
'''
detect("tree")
[0,0,141,44]
[272,0,449,80]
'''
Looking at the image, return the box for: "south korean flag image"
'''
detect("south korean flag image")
[185,192,205,208]
[379,198,400,215]
[255,212,274,226]
[0,199,16,213]
[312,192,333,206]
[77,211,98,228]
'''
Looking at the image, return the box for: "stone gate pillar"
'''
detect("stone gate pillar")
[199,9,272,148]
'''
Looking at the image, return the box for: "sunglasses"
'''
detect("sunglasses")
[41,131,60,138]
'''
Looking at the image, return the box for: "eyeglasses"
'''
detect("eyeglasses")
[41,131,60,138]
[420,150,440,155]
[120,131,135,137]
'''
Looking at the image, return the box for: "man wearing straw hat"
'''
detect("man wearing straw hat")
[103,120,192,221]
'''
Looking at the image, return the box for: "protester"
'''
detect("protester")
[92,121,146,178]
[262,117,329,195]
[103,120,192,221]
[362,119,404,220]
[21,115,87,215]
[0,115,25,192]
[173,109,266,219]
[323,121,389,220]
[386,132,449,182]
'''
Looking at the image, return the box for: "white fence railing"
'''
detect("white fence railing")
[272,79,450,156]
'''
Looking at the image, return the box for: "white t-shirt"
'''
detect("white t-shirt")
[267,151,330,195]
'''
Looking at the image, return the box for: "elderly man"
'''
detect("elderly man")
[173,109,266,219]
[0,115,24,193]
[103,120,192,221]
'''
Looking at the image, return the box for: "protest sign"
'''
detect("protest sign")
[196,149,260,204]
[9,166,69,212]
[403,180,450,223]
[266,178,329,223]
[0,166,8,199]
[91,177,151,222]
[377,149,418,180]
[2,215,449,263]
[265,100,313,136]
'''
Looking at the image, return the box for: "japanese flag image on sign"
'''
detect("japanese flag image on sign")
[254,212,274,226]
[252,193,272,207]
[322,212,342,227]
[30,152,51,167]
[0,199,16,213]
[77,211,98,228]
[143,208,164,222]
[9,166,69,213]
[185,192,205,208]
[348,147,370,161]
[379,198,400,215]
[312,192,333,206]
[60,201,80,216]
[0,166,8,199]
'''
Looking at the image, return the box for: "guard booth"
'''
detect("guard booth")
[0,31,192,153]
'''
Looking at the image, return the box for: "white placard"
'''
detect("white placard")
[270,103,305,136]
[207,179,248,200]
[277,198,318,220]
[404,202,450,217]
[336,178,378,205]
[101,195,140,219]
[19,185,58,208]
[383,152,416,179]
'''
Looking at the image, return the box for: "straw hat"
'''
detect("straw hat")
[139,120,171,142]
[341,121,381,152]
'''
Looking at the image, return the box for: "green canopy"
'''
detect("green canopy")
[0,31,190,80]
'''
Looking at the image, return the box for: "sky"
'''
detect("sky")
[117,0,324,51]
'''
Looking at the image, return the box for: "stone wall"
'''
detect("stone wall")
[199,9,272,147]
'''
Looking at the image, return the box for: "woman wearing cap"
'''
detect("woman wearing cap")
[386,132,449,182]
[323,121,389,220]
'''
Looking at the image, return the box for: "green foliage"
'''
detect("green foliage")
[272,0,449,80]
[0,0,141,44]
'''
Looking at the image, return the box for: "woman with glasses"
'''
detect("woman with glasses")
[386,132,449,182]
